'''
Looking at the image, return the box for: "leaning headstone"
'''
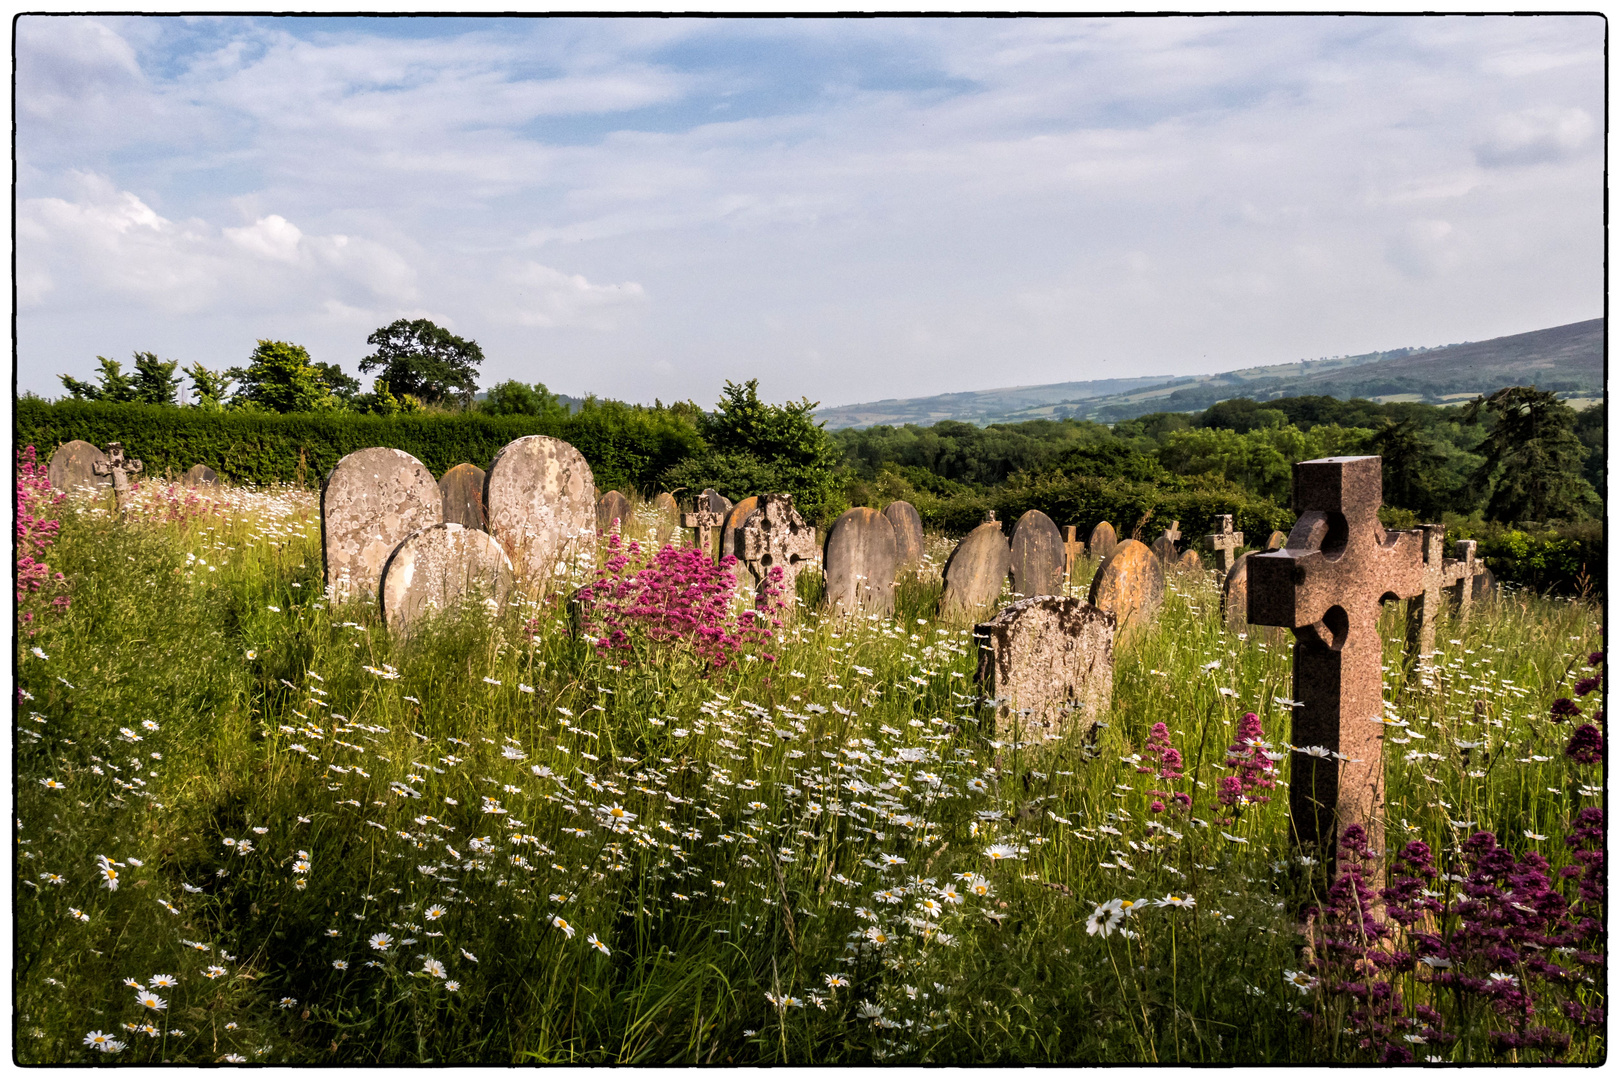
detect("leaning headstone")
[702,488,733,516]
[596,490,632,536]
[439,463,486,530]
[738,494,818,609]
[1150,522,1180,566]
[183,464,219,487]
[975,596,1115,737]
[94,442,145,513]
[941,514,1012,619]
[1009,509,1066,598]
[1088,521,1118,562]
[824,507,899,615]
[322,447,442,603]
[651,492,681,545]
[380,523,515,631]
[1205,514,1244,573]
[1062,526,1088,584]
[883,500,925,569]
[1248,455,1425,879]
[48,440,110,493]
[1087,539,1165,633]
[1178,548,1203,573]
[1266,530,1289,552]
[720,495,763,579]
[1221,552,1251,633]
[483,435,595,588]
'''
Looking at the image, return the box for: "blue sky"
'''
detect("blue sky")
[16,15,1604,408]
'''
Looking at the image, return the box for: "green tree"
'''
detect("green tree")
[181,363,235,410]
[358,319,483,406]
[675,379,844,521]
[1463,386,1599,522]
[131,351,183,406]
[229,341,342,414]
[480,380,570,422]
[1371,417,1452,519]
[59,356,139,402]
[313,362,362,403]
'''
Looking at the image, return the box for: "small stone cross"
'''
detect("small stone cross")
[681,508,724,557]
[983,510,998,524]
[1247,456,1425,880]
[1448,540,1485,622]
[1404,524,1465,663]
[1061,526,1087,583]
[92,442,144,511]
[1162,520,1181,545]
[1204,514,1244,573]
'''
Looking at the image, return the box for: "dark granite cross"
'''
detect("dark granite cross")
[680,508,724,558]
[1061,526,1087,583]
[1204,514,1244,573]
[92,442,144,512]
[1247,456,1425,876]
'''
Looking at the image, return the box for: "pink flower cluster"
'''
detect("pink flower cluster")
[570,532,785,670]
[1140,722,1191,814]
[1215,711,1275,816]
[1562,638,1604,766]
[16,446,70,629]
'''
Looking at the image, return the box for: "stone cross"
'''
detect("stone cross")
[1448,540,1485,621]
[1204,514,1244,573]
[1247,456,1425,880]
[1162,520,1181,545]
[92,442,144,511]
[1404,524,1466,663]
[1062,526,1087,583]
[738,494,818,609]
[681,508,724,557]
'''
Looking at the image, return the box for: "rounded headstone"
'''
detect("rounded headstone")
[1222,552,1249,632]
[439,463,486,530]
[883,500,925,568]
[721,495,762,579]
[596,490,632,535]
[1178,548,1203,573]
[484,435,596,587]
[652,492,681,545]
[1266,530,1289,552]
[380,523,515,631]
[824,507,899,615]
[703,488,733,516]
[1474,567,1498,600]
[48,440,110,493]
[1009,509,1065,598]
[1087,539,1165,633]
[182,464,219,487]
[321,448,442,603]
[1088,521,1118,562]
[941,520,1012,618]
[1151,533,1178,565]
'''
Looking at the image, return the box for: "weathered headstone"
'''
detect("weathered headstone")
[1247,455,1425,878]
[439,463,486,530]
[596,490,632,536]
[1404,524,1463,663]
[739,494,818,609]
[941,514,1012,619]
[681,507,724,557]
[1150,521,1181,566]
[975,596,1115,737]
[1062,526,1088,584]
[1266,529,1289,552]
[1087,539,1165,633]
[1178,548,1203,573]
[93,442,145,512]
[1088,521,1118,562]
[721,495,763,580]
[48,440,109,493]
[702,488,733,516]
[1221,552,1250,633]
[321,447,442,603]
[182,464,219,487]
[1205,514,1244,573]
[380,523,515,631]
[484,435,595,587]
[1473,566,1498,601]
[823,507,898,615]
[651,492,681,545]
[1009,509,1066,598]
[883,500,925,569]
[1447,539,1489,620]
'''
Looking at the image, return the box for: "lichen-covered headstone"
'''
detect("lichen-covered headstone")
[596,490,632,535]
[1088,521,1118,562]
[48,440,109,493]
[439,463,486,530]
[322,448,442,603]
[883,500,925,568]
[739,494,818,609]
[183,464,219,487]
[1009,509,1065,598]
[941,515,1011,619]
[1150,528,1179,565]
[975,596,1114,738]
[1087,539,1165,634]
[483,435,595,588]
[652,492,681,545]
[824,507,898,615]
[380,523,515,631]
[1178,548,1203,573]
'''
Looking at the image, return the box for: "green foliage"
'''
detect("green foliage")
[689,380,844,521]
[834,418,1112,488]
[131,352,184,406]
[1464,387,1599,523]
[1573,404,1604,495]
[359,318,484,406]
[182,363,235,411]
[229,341,345,415]
[481,380,572,422]
[60,356,140,403]
[1448,518,1605,597]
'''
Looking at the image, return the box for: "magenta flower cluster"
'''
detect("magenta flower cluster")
[1215,711,1275,818]
[1562,638,1603,766]
[16,446,70,630]
[1140,722,1191,814]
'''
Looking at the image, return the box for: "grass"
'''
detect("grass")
[14,481,1604,1063]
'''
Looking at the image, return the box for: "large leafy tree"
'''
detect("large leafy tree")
[358,319,483,406]
[229,341,343,414]
[1464,386,1598,522]
[181,363,235,410]
[131,351,182,405]
[480,379,571,422]
[1371,417,1454,519]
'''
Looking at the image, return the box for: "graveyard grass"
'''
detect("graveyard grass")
[16,482,1604,1064]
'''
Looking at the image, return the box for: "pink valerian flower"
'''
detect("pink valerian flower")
[1564,724,1602,766]
[16,446,70,627]
[1142,723,1191,814]
[1549,697,1582,721]
[1215,711,1274,812]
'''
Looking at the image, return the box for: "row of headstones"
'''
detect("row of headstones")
[47,439,221,502]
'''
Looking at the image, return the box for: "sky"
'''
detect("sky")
[15,14,1605,409]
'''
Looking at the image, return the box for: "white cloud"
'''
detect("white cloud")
[1474,106,1596,168]
[488,261,647,330]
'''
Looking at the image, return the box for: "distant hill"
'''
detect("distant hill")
[815,319,1604,429]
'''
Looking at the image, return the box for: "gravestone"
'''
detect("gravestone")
[596,490,632,536]
[651,492,681,545]
[883,500,925,569]
[380,523,515,631]
[1087,539,1165,633]
[1009,509,1065,597]
[721,495,763,582]
[1150,521,1181,566]
[1062,526,1088,584]
[484,436,595,587]
[1247,455,1425,879]
[823,507,899,615]
[48,440,110,493]
[1474,567,1498,601]
[1221,552,1251,633]
[1447,539,1490,620]
[1404,524,1466,663]
[1178,548,1203,573]
[1205,514,1244,573]
[93,442,145,513]
[738,494,818,609]
[322,447,442,603]
[974,596,1115,737]
[681,507,724,558]
[702,488,733,516]
[1088,521,1118,562]
[183,464,219,487]
[439,463,486,530]
[941,514,1012,619]
[1266,530,1289,551]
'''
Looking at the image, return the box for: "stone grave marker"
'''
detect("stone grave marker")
[703,488,733,516]
[883,500,925,568]
[1009,509,1065,597]
[739,494,818,609]
[596,490,632,536]
[48,440,110,493]
[183,464,219,487]
[93,442,145,512]
[1205,514,1244,573]
[1178,548,1203,573]
[681,507,724,558]
[1062,526,1088,584]
[1404,524,1466,663]
[1266,529,1289,551]
[651,492,681,545]
[1088,521,1118,562]
[824,507,899,615]
[1150,521,1181,565]
[721,495,763,582]
[941,513,1012,619]
[975,596,1115,737]
[483,435,595,588]
[439,463,486,530]
[1221,552,1250,632]
[1247,455,1424,878]
[1447,540,1490,620]
[322,447,442,603]
[380,523,515,631]
[1087,539,1165,633]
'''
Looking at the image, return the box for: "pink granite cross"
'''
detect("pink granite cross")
[1247,456,1425,875]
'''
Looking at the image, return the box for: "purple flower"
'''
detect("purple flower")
[1564,723,1603,766]
[1549,697,1582,721]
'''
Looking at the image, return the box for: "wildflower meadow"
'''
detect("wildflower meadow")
[14,458,1605,1064]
